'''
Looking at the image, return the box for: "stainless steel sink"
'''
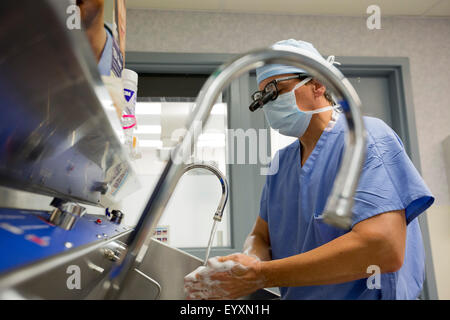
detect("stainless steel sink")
[123,239,279,300]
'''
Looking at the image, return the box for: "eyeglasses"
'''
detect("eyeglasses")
[249,74,307,112]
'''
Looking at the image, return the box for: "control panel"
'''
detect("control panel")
[0,207,130,275]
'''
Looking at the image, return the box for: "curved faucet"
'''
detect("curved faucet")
[102,47,366,299]
[183,163,228,222]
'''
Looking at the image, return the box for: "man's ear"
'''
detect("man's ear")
[311,80,326,99]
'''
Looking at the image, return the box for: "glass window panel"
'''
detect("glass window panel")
[120,97,230,249]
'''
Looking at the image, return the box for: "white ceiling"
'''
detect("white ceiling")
[126,0,450,17]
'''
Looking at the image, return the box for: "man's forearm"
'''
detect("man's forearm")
[260,229,400,288]
[243,234,271,262]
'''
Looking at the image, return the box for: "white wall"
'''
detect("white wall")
[125,9,450,298]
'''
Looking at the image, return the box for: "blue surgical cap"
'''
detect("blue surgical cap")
[256,39,327,85]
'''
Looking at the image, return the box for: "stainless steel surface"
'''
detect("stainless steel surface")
[49,208,62,224]
[58,210,83,231]
[183,163,229,222]
[102,46,365,299]
[137,239,278,300]
[117,268,162,300]
[0,186,69,213]
[0,0,138,207]
[49,202,86,231]
[0,232,132,299]
[0,229,132,291]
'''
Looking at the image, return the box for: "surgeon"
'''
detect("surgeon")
[184,39,435,300]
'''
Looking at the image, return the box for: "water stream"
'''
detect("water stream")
[203,219,218,266]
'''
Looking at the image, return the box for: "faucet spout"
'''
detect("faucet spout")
[183,163,229,222]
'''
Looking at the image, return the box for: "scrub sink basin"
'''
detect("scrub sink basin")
[119,239,279,300]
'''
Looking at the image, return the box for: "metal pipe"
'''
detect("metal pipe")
[183,163,229,222]
[102,47,366,299]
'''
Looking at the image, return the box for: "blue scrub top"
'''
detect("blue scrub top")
[260,114,434,300]
[97,27,113,76]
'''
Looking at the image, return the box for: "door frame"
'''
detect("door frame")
[126,52,437,300]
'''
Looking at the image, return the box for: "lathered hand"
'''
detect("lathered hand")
[184,254,265,300]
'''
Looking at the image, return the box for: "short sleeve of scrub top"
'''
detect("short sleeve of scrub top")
[97,27,113,76]
[351,118,434,227]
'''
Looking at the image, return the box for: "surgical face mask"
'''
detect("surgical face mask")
[263,77,335,137]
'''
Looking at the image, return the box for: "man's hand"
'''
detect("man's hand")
[184,254,265,300]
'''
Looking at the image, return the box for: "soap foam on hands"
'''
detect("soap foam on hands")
[184,256,240,299]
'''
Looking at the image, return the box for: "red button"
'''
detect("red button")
[26,234,49,247]
[96,219,102,224]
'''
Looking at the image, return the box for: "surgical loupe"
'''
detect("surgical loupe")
[248,73,308,111]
